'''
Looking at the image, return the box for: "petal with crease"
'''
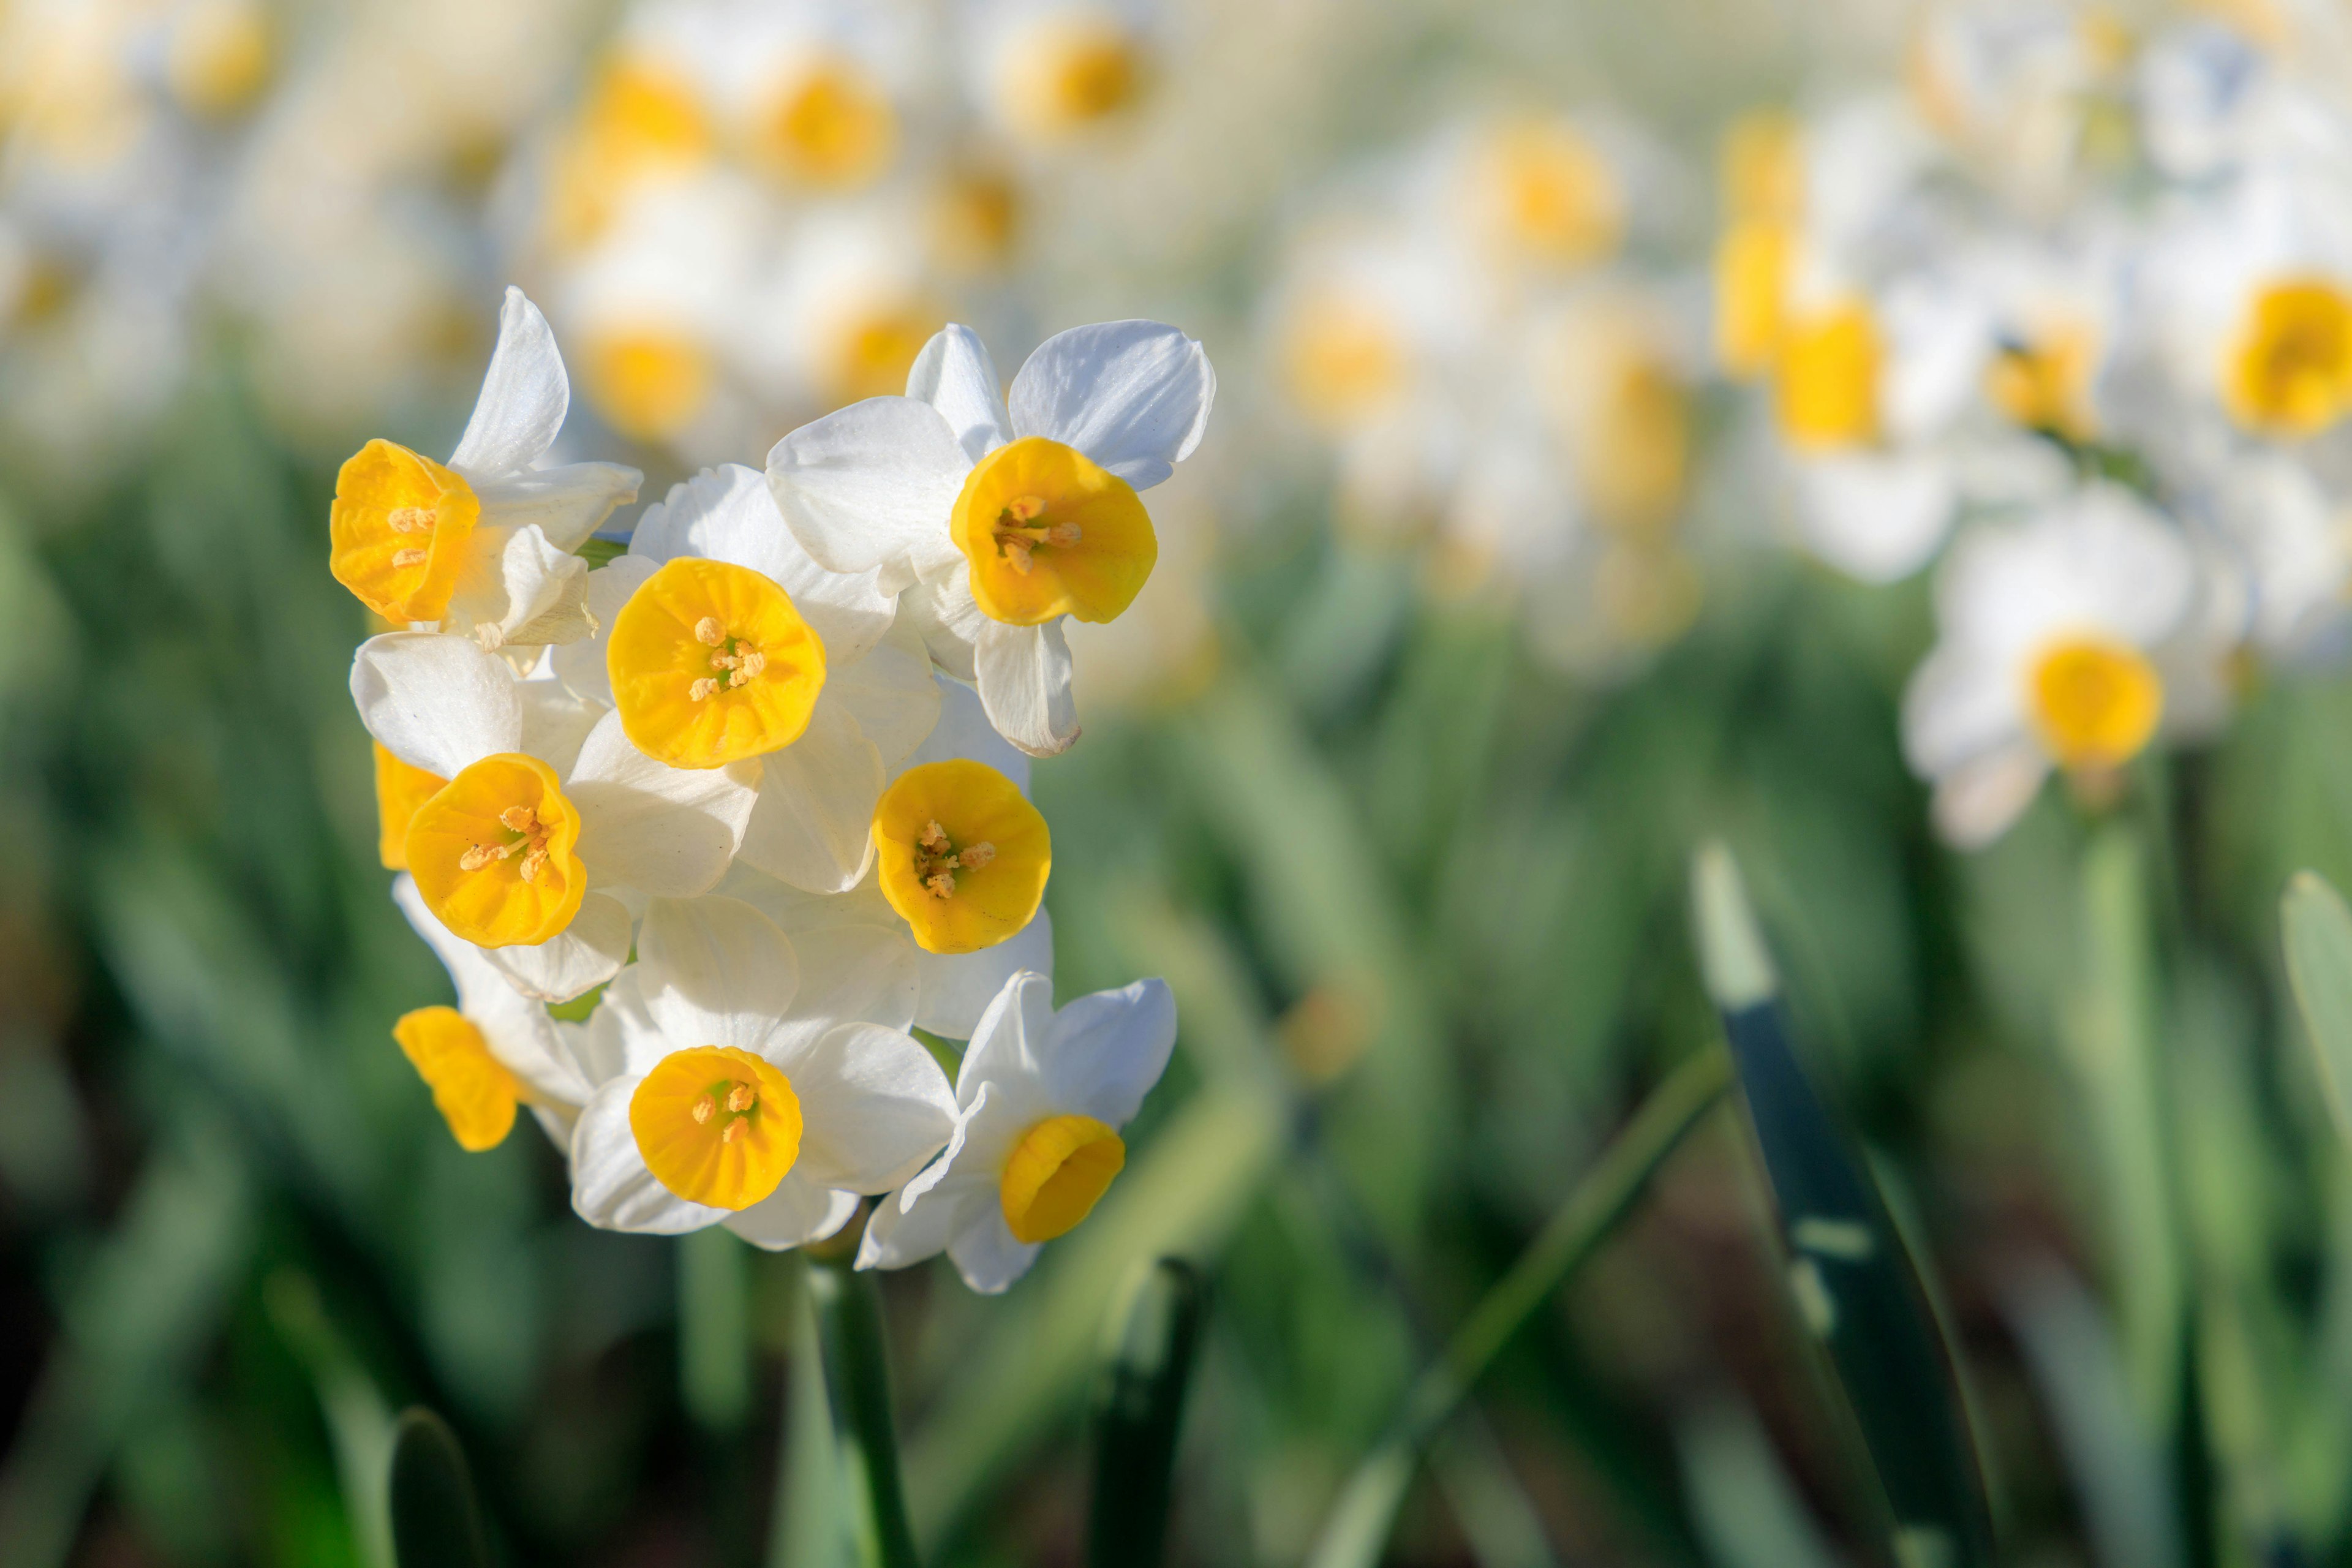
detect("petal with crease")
[451,287,572,477]
[787,1022,957,1191]
[736,698,884,894]
[899,575,984,680]
[350,631,524,777]
[908,324,1012,464]
[473,461,642,552]
[636,895,801,1055]
[478,891,633,1003]
[765,396,970,594]
[552,556,658,709]
[724,1177,861,1250]
[975,618,1079,757]
[946,1207,1042,1294]
[568,711,759,896]
[857,1170,991,1270]
[1008,320,1215,490]
[1036,978,1176,1127]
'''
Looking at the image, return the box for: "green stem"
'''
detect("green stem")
[1305,1044,1733,1568]
[808,1257,921,1568]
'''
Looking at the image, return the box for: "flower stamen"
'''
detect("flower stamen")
[458,803,556,881]
[991,492,1083,576]
[914,818,994,899]
[686,619,770,701]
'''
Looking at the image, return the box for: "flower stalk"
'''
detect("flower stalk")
[808,1253,922,1568]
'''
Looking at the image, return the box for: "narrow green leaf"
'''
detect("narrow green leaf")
[1691,845,1996,1568]
[808,1259,920,1568]
[1086,1258,1207,1568]
[680,1226,752,1433]
[2283,871,2352,1146]
[386,1409,490,1568]
[577,536,631,568]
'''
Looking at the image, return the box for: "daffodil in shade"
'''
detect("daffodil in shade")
[767,319,1213,755]
[857,969,1175,1294]
[551,464,941,894]
[351,631,758,1001]
[1900,482,2220,849]
[569,896,956,1248]
[328,288,641,650]
[720,676,1057,1039]
[390,875,595,1152]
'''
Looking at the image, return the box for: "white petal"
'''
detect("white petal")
[451,287,571,477]
[552,556,658,710]
[830,617,944,769]
[946,1206,1042,1294]
[584,965,674,1081]
[907,324,1012,464]
[787,1022,957,1191]
[1930,746,2050,850]
[350,631,522,776]
[1793,453,1956,584]
[392,875,591,1105]
[766,397,971,595]
[916,908,1052,1039]
[782,922,920,1036]
[736,698,884,894]
[477,891,633,1003]
[899,674,1030,791]
[899,574,985,680]
[473,462,642,552]
[1037,978,1177,1128]
[723,1177,861,1251]
[518,677,604,779]
[445,524,592,646]
[1008,320,1215,490]
[717,861,896,933]
[856,1170,992,1270]
[631,464,897,663]
[954,971,1058,1131]
[529,1102,579,1155]
[975,618,1080,757]
[568,712,759,897]
[636,896,801,1055]
[1901,645,2024,778]
[570,1078,727,1235]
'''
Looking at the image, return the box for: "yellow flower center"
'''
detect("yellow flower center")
[873,760,1050,954]
[2027,636,2163,771]
[753,57,897,189]
[1714,220,1793,380]
[1581,354,1689,532]
[932,166,1023,274]
[949,437,1158,625]
[1005,20,1146,140]
[1773,300,1882,450]
[1281,299,1408,429]
[822,299,946,408]
[1480,121,1624,270]
[374,742,448,872]
[2225,277,2352,438]
[550,56,713,249]
[406,754,589,948]
[165,0,274,121]
[579,328,714,443]
[394,1006,522,1152]
[608,557,827,769]
[1985,324,2099,440]
[1721,110,1804,227]
[999,1114,1125,1244]
[330,440,482,624]
[630,1046,803,1210]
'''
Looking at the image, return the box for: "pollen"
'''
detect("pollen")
[949,437,1157,625]
[873,761,1050,952]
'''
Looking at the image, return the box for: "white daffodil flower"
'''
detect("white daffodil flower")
[328,286,643,650]
[857,968,1174,1293]
[568,895,956,1250]
[721,674,1055,1038]
[352,631,759,1001]
[962,0,1156,146]
[1901,482,2210,849]
[550,463,941,895]
[389,873,595,1153]
[767,318,1215,756]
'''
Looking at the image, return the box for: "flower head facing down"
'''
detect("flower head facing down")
[858,969,1175,1293]
[394,1006,524,1152]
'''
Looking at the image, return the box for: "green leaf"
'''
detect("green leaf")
[808,1260,921,1568]
[2283,870,2352,1146]
[1691,845,1996,1568]
[680,1227,752,1433]
[1086,1258,1207,1568]
[386,1409,491,1568]
[576,536,631,569]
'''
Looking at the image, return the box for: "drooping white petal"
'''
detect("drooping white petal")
[567,712,759,897]
[392,875,592,1106]
[856,1169,992,1270]
[350,631,523,777]
[445,524,593,647]
[786,1022,957,1191]
[975,618,1080,757]
[450,287,571,477]
[477,891,633,1003]
[552,556,658,710]
[1929,744,2050,850]
[828,618,944,769]
[736,698,885,894]
[899,674,1030,791]
[472,461,643,552]
[766,397,972,595]
[907,324,1013,464]
[1008,320,1216,491]
[899,574,986,680]
[635,896,801,1055]
[634,466,899,664]
[916,908,1052,1039]
[946,1206,1042,1294]
[1036,978,1177,1128]
[571,1078,728,1234]
[723,1177,861,1251]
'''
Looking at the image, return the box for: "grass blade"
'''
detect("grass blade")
[2283,871,2352,1146]
[1691,843,1995,1568]
[809,1258,921,1568]
[386,1408,491,1568]
[1086,1257,1208,1568]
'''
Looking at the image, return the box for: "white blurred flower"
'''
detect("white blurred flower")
[963,0,1157,148]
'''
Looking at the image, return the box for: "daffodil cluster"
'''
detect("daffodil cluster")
[1719,0,2352,846]
[1257,109,1705,678]
[344,286,1207,1292]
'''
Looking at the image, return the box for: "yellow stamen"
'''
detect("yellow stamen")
[630,1047,802,1210]
[608,557,827,768]
[1000,1114,1126,1244]
[394,1006,522,1153]
[2027,636,2163,771]
[949,437,1157,625]
[873,761,1050,954]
